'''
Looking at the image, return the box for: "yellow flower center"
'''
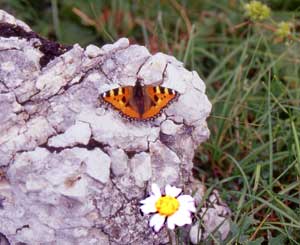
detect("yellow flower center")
[155,195,180,216]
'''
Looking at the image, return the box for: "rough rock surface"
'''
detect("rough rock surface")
[0,10,227,245]
[189,189,231,244]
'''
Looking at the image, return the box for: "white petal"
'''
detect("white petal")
[166,215,176,230]
[170,209,192,227]
[140,195,158,214]
[140,203,156,214]
[185,202,196,213]
[177,195,196,212]
[151,183,161,198]
[149,213,166,232]
[165,185,182,197]
[177,206,195,219]
[177,194,194,203]
[140,195,157,205]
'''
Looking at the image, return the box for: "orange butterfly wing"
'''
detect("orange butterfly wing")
[101,87,141,119]
[142,86,177,120]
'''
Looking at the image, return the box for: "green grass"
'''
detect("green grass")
[1,0,300,244]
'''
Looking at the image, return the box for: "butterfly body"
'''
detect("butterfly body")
[100,80,178,120]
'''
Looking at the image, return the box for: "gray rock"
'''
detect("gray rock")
[48,121,92,147]
[190,189,231,243]
[73,147,111,184]
[84,44,105,58]
[0,9,221,245]
[160,119,182,135]
[109,148,129,176]
[130,152,152,187]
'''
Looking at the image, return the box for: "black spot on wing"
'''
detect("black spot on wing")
[154,95,159,102]
[113,88,119,96]
[122,96,126,103]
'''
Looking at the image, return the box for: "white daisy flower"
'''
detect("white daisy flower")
[140,183,196,232]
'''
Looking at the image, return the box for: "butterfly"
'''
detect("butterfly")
[100,79,178,120]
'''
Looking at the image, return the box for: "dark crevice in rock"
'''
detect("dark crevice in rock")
[85,138,109,151]
[0,47,18,52]
[0,197,5,209]
[146,140,152,152]
[124,148,150,159]
[96,63,113,83]
[15,224,30,233]
[0,91,10,95]
[0,23,71,67]
[44,66,98,103]
[159,131,176,146]
[182,124,195,135]
[0,80,10,91]
[0,232,10,245]
[55,73,86,95]
[172,119,185,126]
[39,138,109,153]
[124,151,136,159]
[15,90,41,106]
[16,72,86,106]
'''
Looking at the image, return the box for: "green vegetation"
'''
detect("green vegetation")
[1,0,300,243]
